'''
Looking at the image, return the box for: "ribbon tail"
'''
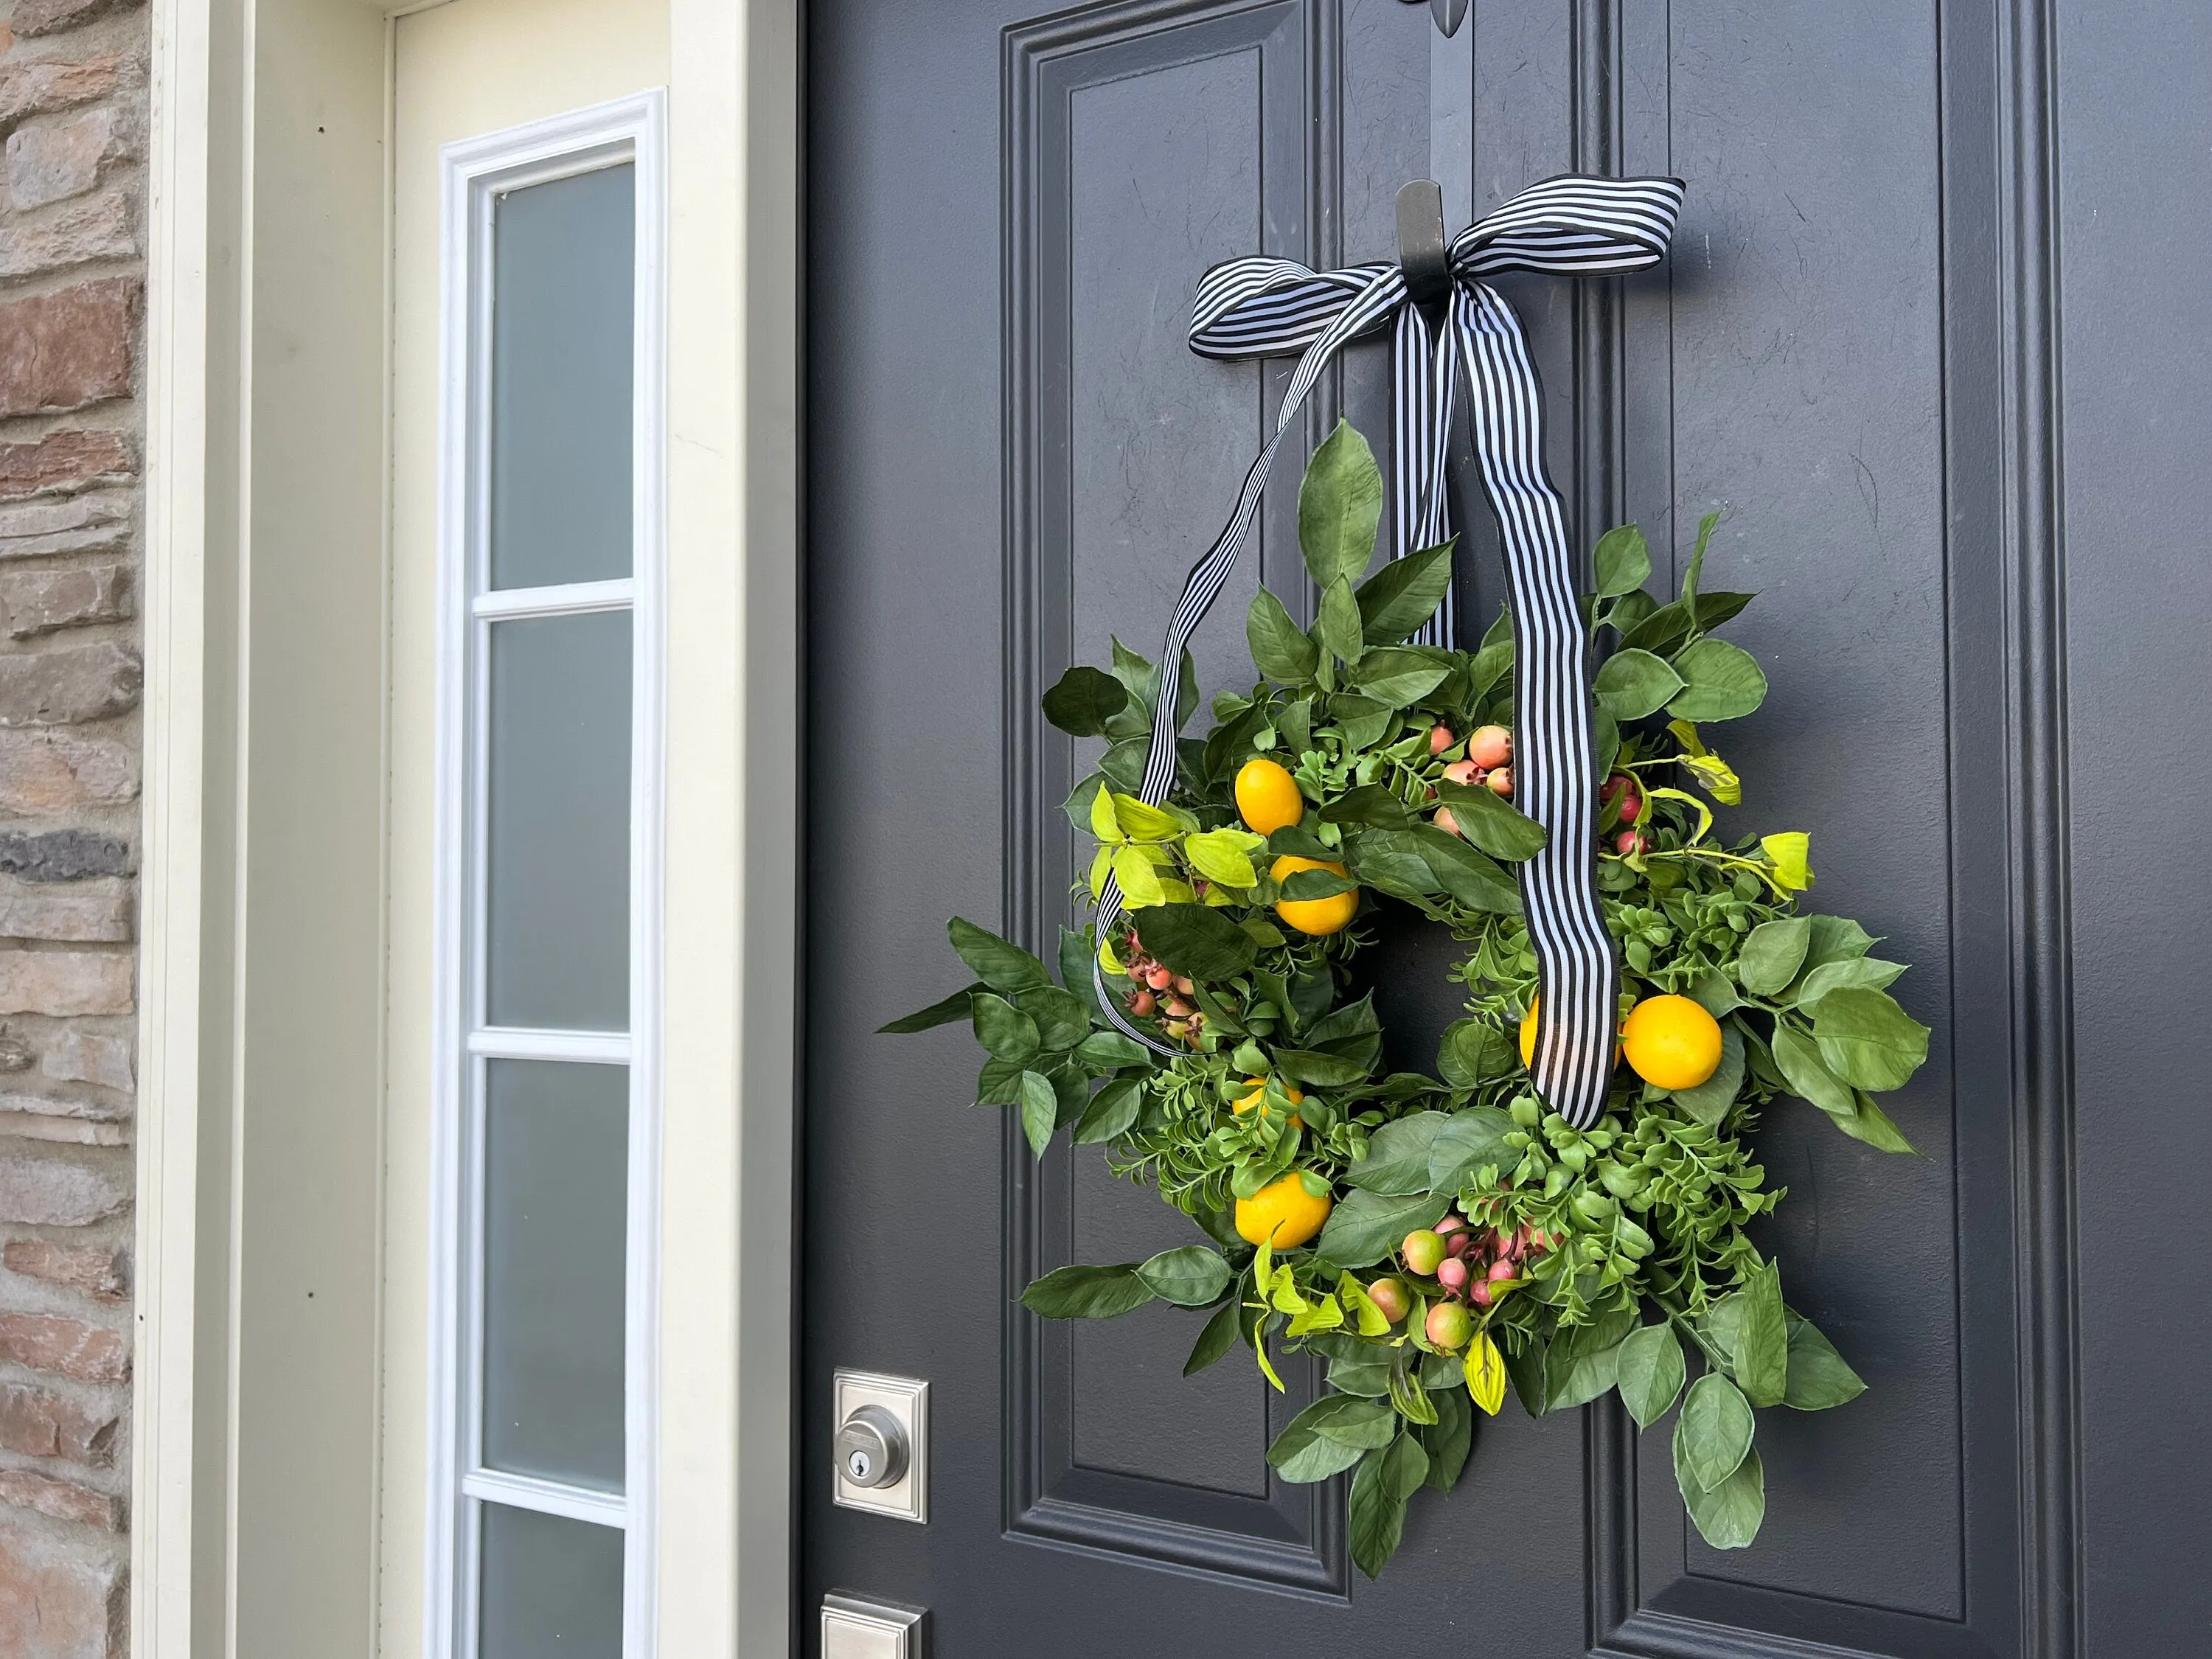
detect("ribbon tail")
[1451,279,1621,1129]
[1391,307,1460,648]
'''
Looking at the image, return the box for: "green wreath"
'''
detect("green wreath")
[886,418,1927,1576]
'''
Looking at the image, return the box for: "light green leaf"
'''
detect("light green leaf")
[1594,647,1684,720]
[1736,915,1812,995]
[1616,1322,1687,1428]
[1784,1312,1868,1410]
[1812,986,1931,1091]
[1183,827,1262,889]
[1315,1189,1449,1268]
[1760,832,1814,892]
[1298,417,1385,589]
[1355,541,1455,643]
[1593,523,1652,597]
[1674,1437,1765,1551]
[1247,588,1320,683]
[1110,845,1166,908]
[1110,792,1190,842]
[1315,576,1366,666]
[1677,1373,1755,1493]
[1088,784,1122,844]
[1137,1246,1233,1307]
[1019,1262,1156,1319]
[1667,636,1769,721]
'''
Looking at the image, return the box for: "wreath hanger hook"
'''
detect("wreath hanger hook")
[1399,0,1470,38]
[1394,178,1453,313]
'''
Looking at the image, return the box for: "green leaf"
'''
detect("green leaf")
[1019,1262,1156,1319]
[1683,510,1721,609]
[1183,1301,1242,1377]
[1183,827,1262,889]
[1349,646,1450,708]
[1784,1312,1868,1410]
[1315,576,1366,667]
[1433,781,1548,862]
[1667,636,1769,721]
[1419,1386,1473,1491]
[1616,1323,1687,1428]
[1269,1406,1388,1484]
[1836,1089,1919,1155]
[1272,1048,1373,1088]
[1803,914,1877,968]
[1703,1293,1746,1368]
[1736,915,1812,995]
[1544,1308,1637,1411]
[1349,1433,1429,1579]
[1770,1020,1858,1117]
[1795,956,1907,1006]
[1812,986,1931,1091]
[1298,417,1385,588]
[1132,903,1258,981]
[1071,1077,1144,1144]
[877,984,981,1034]
[1018,984,1090,1051]
[1018,1071,1058,1158]
[973,994,1042,1065]
[1341,1111,1450,1195]
[1321,784,1416,830]
[1674,1436,1765,1551]
[1041,664,1130,736]
[1315,1189,1449,1267]
[1670,1021,1745,1125]
[1137,1246,1233,1307]
[1247,588,1320,683]
[1073,1030,1150,1071]
[1437,1018,1516,1089]
[1279,868,1358,900]
[1677,1374,1755,1493]
[1593,524,1652,597]
[1356,541,1455,643]
[1593,647,1684,720]
[948,917,1050,992]
[1060,926,1104,1024]
[1427,1105,1517,1194]
[1736,1261,1790,1407]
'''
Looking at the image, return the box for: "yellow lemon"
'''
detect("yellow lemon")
[1518,997,1624,1070]
[1270,854,1358,935]
[1621,994,1725,1091]
[1234,757,1306,835]
[1234,1172,1333,1248]
[1232,1077,1304,1128]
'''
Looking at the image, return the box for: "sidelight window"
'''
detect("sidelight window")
[431,94,665,1659]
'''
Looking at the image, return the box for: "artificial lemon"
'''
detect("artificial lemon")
[1234,1172,1333,1248]
[1232,1077,1304,1127]
[1270,854,1358,935]
[1518,996,1623,1070]
[1234,757,1306,835]
[1620,994,1724,1091]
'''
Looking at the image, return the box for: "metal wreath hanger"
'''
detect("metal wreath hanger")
[1401,0,1470,38]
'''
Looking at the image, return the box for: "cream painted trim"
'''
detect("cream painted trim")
[137,1,802,1655]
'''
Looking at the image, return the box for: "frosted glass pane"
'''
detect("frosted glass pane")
[479,1503,622,1659]
[485,611,630,1031]
[489,164,634,589]
[481,1060,627,1489]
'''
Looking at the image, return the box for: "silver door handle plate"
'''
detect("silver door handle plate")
[832,1368,928,1523]
[822,1592,927,1659]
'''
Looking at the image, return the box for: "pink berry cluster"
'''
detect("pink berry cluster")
[1360,1210,1551,1353]
[1425,723,1514,840]
[1120,929,1201,1044]
[1601,772,1646,857]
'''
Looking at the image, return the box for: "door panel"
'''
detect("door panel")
[804,1,2192,1652]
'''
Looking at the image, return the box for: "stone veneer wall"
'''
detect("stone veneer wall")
[0,0,147,1652]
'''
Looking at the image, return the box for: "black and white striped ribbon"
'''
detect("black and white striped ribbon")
[1093,173,1684,1130]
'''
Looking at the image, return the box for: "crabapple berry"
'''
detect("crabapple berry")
[1401,1229,1447,1276]
[1429,725,1456,755]
[1467,725,1513,770]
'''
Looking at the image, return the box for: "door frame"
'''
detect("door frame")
[136,0,801,1653]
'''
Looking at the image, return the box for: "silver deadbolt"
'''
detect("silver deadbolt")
[835,1403,909,1489]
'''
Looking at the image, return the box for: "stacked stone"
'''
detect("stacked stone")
[0,0,144,1651]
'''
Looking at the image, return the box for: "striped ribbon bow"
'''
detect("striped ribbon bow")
[1095,173,1686,1130]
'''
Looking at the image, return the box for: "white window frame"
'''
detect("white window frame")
[427,89,668,1659]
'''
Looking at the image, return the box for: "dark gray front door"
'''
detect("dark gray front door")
[803,3,2211,1654]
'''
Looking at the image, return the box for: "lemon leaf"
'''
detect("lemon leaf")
[1111,846,1166,908]
[1111,792,1189,842]
[1759,832,1813,893]
[1088,783,1122,844]
[1184,828,1260,888]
